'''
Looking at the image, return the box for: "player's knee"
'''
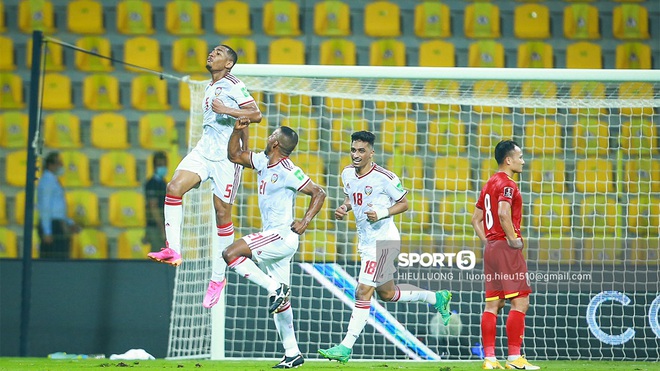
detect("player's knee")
[166,180,185,197]
[376,289,394,302]
[355,286,372,300]
[222,248,234,263]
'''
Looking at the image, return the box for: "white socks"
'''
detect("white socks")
[228,257,280,293]
[164,195,183,253]
[211,223,234,282]
[391,286,435,304]
[340,300,371,349]
[274,304,301,357]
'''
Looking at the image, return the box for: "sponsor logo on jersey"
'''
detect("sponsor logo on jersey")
[396,182,404,191]
[365,186,373,195]
[294,169,305,181]
[504,187,513,198]
[271,174,279,183]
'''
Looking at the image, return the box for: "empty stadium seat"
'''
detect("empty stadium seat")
[468,40,504,68]
[566,42,602,69]
[465,2,501,39]
[71,229,108,259]
[435,156,471,192]
[19,0,55,33]
[477,116,513,153]
[528,158,566,193]
[324,80,362,113]
[222,37,257,64]
[582,238,623,264]
[274,93,312,114]
[215,0,251,36]
[615,42,652,69]
[619,82,655,115]
[364,1,400,37]
[569,81,607,115]
[241,120,270,189]
[263,0,301,36]
[0,193,6,225]
[91,113,129,149]
[414,1,450,38]
[575,159,614,193]
[100,151,139,187]
[0,73,25,109]
[319,39,356,65]
[370,39,406,66]
[472,80,510,114]
[627,196,660,237]
[439,193,476,236]
[67,0,104,34]
[117,228,151,258]
[60,151,92,187]
[613,4,650,40]
[0,227,17,258]
[514,3,550,39]
[625,158,660,194]
[381,117,417,154]
[427,116,465,155]
[418,40,455,67]
[280,116,319,152]
[531,195,572,236]
[66,190,100,227]
[124,37,161,72]
[294,192,332,229]
[620,118,657,155]
[573,117,609,156]
[517,41,553,68]
[116,0,154,35]
[177,73,205,110]
[564,4,600,39]
[165,0,202,35]
[139,113,177,150]
[536,238,575,264]
[330,116,368,151]
[131,74,170,110]
[524,118,562,155]
[43,112,82,149]
[397,191,431,232]
[422,80,461,114]
[375,79,411,114]
[580,196,617,236]
[14,191,36,225]
[0,36,15,70]
[75,36,113,72]
[268,38,305,64]
[629,239,660,265]
[520,81,558,114]
[314,0,350,36]
[298,230,336,262]
[42,74,74,110]
[172,37,207,73]
[0,1,5,33]
[83,74,121,110]
[0,111,27,148]
[5,150,27,186]
[386,155,424,190]
[109,191,146,227]
[26,39,64,71]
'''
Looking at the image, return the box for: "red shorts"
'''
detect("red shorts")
[483,240,532,301]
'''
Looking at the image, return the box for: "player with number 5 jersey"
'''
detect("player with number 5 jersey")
[318,131,453,364]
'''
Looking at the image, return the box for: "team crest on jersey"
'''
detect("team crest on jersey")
[504,187,513,198]
[215,86,222,96]
[271,174,279,183]
[365,186,373,196]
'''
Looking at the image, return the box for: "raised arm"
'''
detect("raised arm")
[227,117,253,168]
[290,181,326,235]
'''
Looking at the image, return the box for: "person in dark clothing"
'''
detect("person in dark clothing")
[144,151,168,250]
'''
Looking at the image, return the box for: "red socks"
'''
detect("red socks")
[506,309,526,357]
[481,311,497,358]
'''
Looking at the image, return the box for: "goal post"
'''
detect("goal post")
[169,66,660,361]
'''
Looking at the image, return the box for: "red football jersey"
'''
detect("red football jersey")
[475,172,523,242]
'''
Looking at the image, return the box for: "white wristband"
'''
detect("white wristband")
[373,207,389,221]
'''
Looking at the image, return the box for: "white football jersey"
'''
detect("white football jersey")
[250,152,311,231]
[196,73,255,161]
[341,163,408,247]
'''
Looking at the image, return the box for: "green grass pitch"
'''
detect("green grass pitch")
[0,358,657,371]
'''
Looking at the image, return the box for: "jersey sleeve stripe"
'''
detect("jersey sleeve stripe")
[282,158,294,171]
[374,166,395,180]
[238,99,255,107]
[297,178,311,191]
[395,190,408,202]
[224,73,240,84]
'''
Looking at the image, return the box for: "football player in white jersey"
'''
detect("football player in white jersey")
[148,45,262,309]
[224,117,326,369]
[318,131,453,364]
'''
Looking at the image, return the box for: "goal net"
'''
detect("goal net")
[168,66,660,361]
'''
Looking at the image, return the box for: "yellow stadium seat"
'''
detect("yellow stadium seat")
[319,39,356,65]
[117,228,151,258]
[5,150,27,186]
[564,4,600,40]
[42,74,73,110]
[517,41,553,68]
[0,36,16,70]
[414,1,450,38]
[439,193,476,236]
[145,149,181,182]
[529,158,565,193]
[427,116,465,155]
[0,1,5,32]
[397,191,431,233]
[464,2,500,38]
[314,0,350,36]
[116,0,154,35]
[369,39,406,66]
[172,37,207,73]
[418,40,455,67]
[0,228,17,258]
[165,0,202,35]
[280,117,319,152]
[178,74,205,110]
[83,74,121,110]
[566,42,602,69]
[536,238,575,264]
[629,238,660,265]
[330,116,368,151]
[573,117,609,156]
[324,80,362,113]
[520,81,557,114]
[263,0,300,36]
[274,93,312,114]
[472,80,510,114]
[19,0,55,33]
[582,238,623,264]
[575,159,614,193]
[75,36,113,72]
[139,113,177,150]
[0,193,6,225]
[0,73,25,109]
[100,151,139,187]
[524,118,562,155]
[615,42,651,69]
[625,158,660,194]
[468,40,504,68]
[435,156,470,192]
[15,191,37,226]
[109,191,146,227]
[386,155,424,190]
[613,4,650,40]
[580,196,618,236]
[60,151,92,187]
[124,37,161,72]
[381,117,417,154]
[67,0,104,34]
[619,82,655,116]
[43,112,82,149]
[26,39,64,71]
[245,194,261,229]
[66,190,100,227]
[627,197,660,237]
[91,113,129,149]
[569,81,607,115]
[294,192,332,230]
[215,0,251,36]
[480,158,519,184]
[0,111,28,148]
[514,3,550,39]
[364,1,400,37]
[222,37,257,64]
[477,116,513,153]
[621,118,657,155]
[71,229,108,259]
[269,38,305,64]
[131,74,170,111]
[531,195,571,236]
[374,79,412,114]
[298,230,336,262]
[422,80,461,114]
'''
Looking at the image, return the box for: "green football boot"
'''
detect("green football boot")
[434,290,453,325]
[318,344,352,364]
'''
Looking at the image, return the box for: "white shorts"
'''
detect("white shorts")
[176,148,242,203]
[357,240,400,287]
[242,228,298,285]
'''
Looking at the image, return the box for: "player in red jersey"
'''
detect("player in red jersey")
[471,140,540,370]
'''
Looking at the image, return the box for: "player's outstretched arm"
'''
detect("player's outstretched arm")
[291,181,326,235]
[498,201,523,249]
[471,207,488,246]
[227,117,253,168]
[212,100,263,123]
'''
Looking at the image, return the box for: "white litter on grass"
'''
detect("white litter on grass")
[109,349,155,360]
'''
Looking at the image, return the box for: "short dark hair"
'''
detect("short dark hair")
[351,131,375,147]
[153,151,167,167]
[44,151,60,168]
[222,44,238,67]
[278,126,299,156]
[494,140,520,165]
